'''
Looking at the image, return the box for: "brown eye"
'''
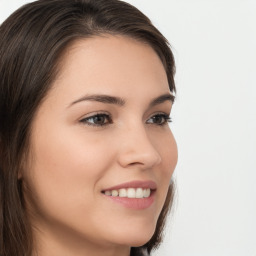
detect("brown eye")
[92,115,107,125]
[80,114,112,126]
[152,115,164,125]
[146,114,172,126]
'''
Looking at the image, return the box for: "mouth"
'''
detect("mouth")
[101,188,153,198]
[101,180,156,209]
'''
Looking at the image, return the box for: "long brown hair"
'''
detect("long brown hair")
[0,0,176,255]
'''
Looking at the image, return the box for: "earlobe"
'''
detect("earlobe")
[18,171,22,180]
[18,164,24,179]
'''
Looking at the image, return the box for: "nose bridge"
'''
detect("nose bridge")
[117,121,162,169]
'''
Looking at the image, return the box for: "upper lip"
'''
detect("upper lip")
[102,180,157,192]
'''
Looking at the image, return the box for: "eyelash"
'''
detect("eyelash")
[79,113,172,127]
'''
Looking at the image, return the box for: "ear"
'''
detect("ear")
[18,160,27,180]
[18,170,22,179]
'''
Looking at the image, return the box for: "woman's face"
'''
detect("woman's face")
[23,35,178,254]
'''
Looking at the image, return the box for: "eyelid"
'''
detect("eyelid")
[78,111,172,127]
[146,112,172,125]
[147,111,171,119]
[79,112,112,127]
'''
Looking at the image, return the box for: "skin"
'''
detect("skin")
[22,35,178,256]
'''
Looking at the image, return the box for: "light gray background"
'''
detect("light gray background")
[1,1,255,255]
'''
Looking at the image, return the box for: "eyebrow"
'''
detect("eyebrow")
[69,94,125,107]
[68,93,175,108]
[149,93,175,107]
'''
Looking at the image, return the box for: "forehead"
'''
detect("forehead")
[50,35,169,102]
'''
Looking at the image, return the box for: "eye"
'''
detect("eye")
[146,113,172,126]
[79,113,112,127]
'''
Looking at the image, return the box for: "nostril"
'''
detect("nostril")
[128,162,142,166]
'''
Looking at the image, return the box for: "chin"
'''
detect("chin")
[111,223,156,247]
[129,235,153,248]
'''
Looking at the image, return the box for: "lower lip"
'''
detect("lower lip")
[102,191,155,210]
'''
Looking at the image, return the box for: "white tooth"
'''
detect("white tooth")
[105,190,111,196]
[143,189,147,197]
[143,188,151,198]
[127,188,136,198]
[119,188,127,197]
[145,188,151,198]
[135,188,143,198]
[112,190,118,197]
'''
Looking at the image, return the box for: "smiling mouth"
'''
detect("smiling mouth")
[101,188,153,198]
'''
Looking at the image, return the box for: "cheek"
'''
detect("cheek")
[155,129,178,178]
[163,133,178,178]
[32,123,113,175]
[153,130,177,213]
[24,125,115,217]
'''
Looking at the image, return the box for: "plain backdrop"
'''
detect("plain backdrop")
[1,1,255,256]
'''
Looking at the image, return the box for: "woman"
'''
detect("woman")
[0,0,177,255]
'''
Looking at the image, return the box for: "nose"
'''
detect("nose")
[117,124,162,170]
